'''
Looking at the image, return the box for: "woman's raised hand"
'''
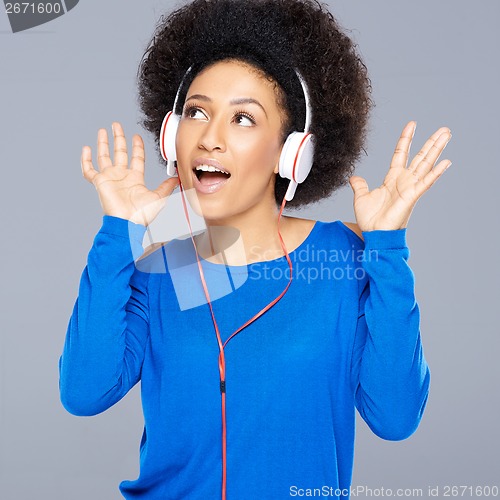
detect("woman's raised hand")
[81,122,179,226]
[348,121,452,232]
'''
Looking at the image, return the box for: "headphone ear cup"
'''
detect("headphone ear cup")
[278,131,314,183]
[278,131,314,201]
[160,111,180,177]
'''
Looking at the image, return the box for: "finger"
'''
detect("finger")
[130,134,146,172]
[81,146,98,184]
[349,175,369,201]
[408,126,451,172]
[153,176,180,200]
[412,131,452,179]
[415,159,452,197]
[389,121,417,173]
[112,122,128,168]
[97,128,112,171]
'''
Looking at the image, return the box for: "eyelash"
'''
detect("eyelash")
[183,104,256,125]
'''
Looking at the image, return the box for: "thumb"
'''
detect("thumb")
[153,176,179,199]
[349,175,369,200]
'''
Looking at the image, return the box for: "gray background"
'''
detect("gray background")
[1,0,498,498]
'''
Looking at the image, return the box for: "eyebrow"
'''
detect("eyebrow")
[184,94,268,117]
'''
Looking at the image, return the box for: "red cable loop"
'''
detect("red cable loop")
[177,177,293,500]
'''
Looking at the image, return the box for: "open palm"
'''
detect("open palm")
[81,122,178,226]
[349,121,452,232]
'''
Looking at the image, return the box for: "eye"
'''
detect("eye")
[233,111,256,127]
[183,104,207,120]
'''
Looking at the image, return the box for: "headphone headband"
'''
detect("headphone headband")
[172,66,194,115]
[293,69,311,133]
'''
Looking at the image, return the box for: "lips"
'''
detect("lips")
[191,157,231,194]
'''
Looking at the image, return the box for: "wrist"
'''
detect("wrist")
[103,211,147,227]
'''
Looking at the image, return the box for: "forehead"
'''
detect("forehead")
[187,60,280,104]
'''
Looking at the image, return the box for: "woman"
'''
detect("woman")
[59,0,452,498]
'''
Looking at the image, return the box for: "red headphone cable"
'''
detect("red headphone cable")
[176,177,293,500]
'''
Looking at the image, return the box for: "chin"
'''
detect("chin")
[181,188,235,223]
[199,204,238,224]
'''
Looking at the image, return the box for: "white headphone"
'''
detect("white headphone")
[159,65,314,202]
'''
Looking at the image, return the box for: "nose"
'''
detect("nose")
[198,115,226,152]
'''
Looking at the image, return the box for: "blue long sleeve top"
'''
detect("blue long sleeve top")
[59,215,430,500]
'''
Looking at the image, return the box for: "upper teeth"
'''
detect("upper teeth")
[195,165,229,174]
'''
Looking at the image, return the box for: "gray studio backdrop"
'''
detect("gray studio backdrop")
[1,0,498,499]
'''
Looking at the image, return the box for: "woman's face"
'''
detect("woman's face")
[175,59,286,222]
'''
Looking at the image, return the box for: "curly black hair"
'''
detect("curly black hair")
[136,0,374,208]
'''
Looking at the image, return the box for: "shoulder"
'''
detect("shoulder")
[287,216,364,243]
[340,221,364,242]
[137,241,168,262]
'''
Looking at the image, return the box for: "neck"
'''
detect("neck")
[194,198,290,266]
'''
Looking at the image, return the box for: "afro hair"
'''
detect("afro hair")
[136,0,374,208]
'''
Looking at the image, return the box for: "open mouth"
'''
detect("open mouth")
[193,165,231,186]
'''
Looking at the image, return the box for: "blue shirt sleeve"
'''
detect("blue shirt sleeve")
[350,228,431,440]
[59,216,150,416]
